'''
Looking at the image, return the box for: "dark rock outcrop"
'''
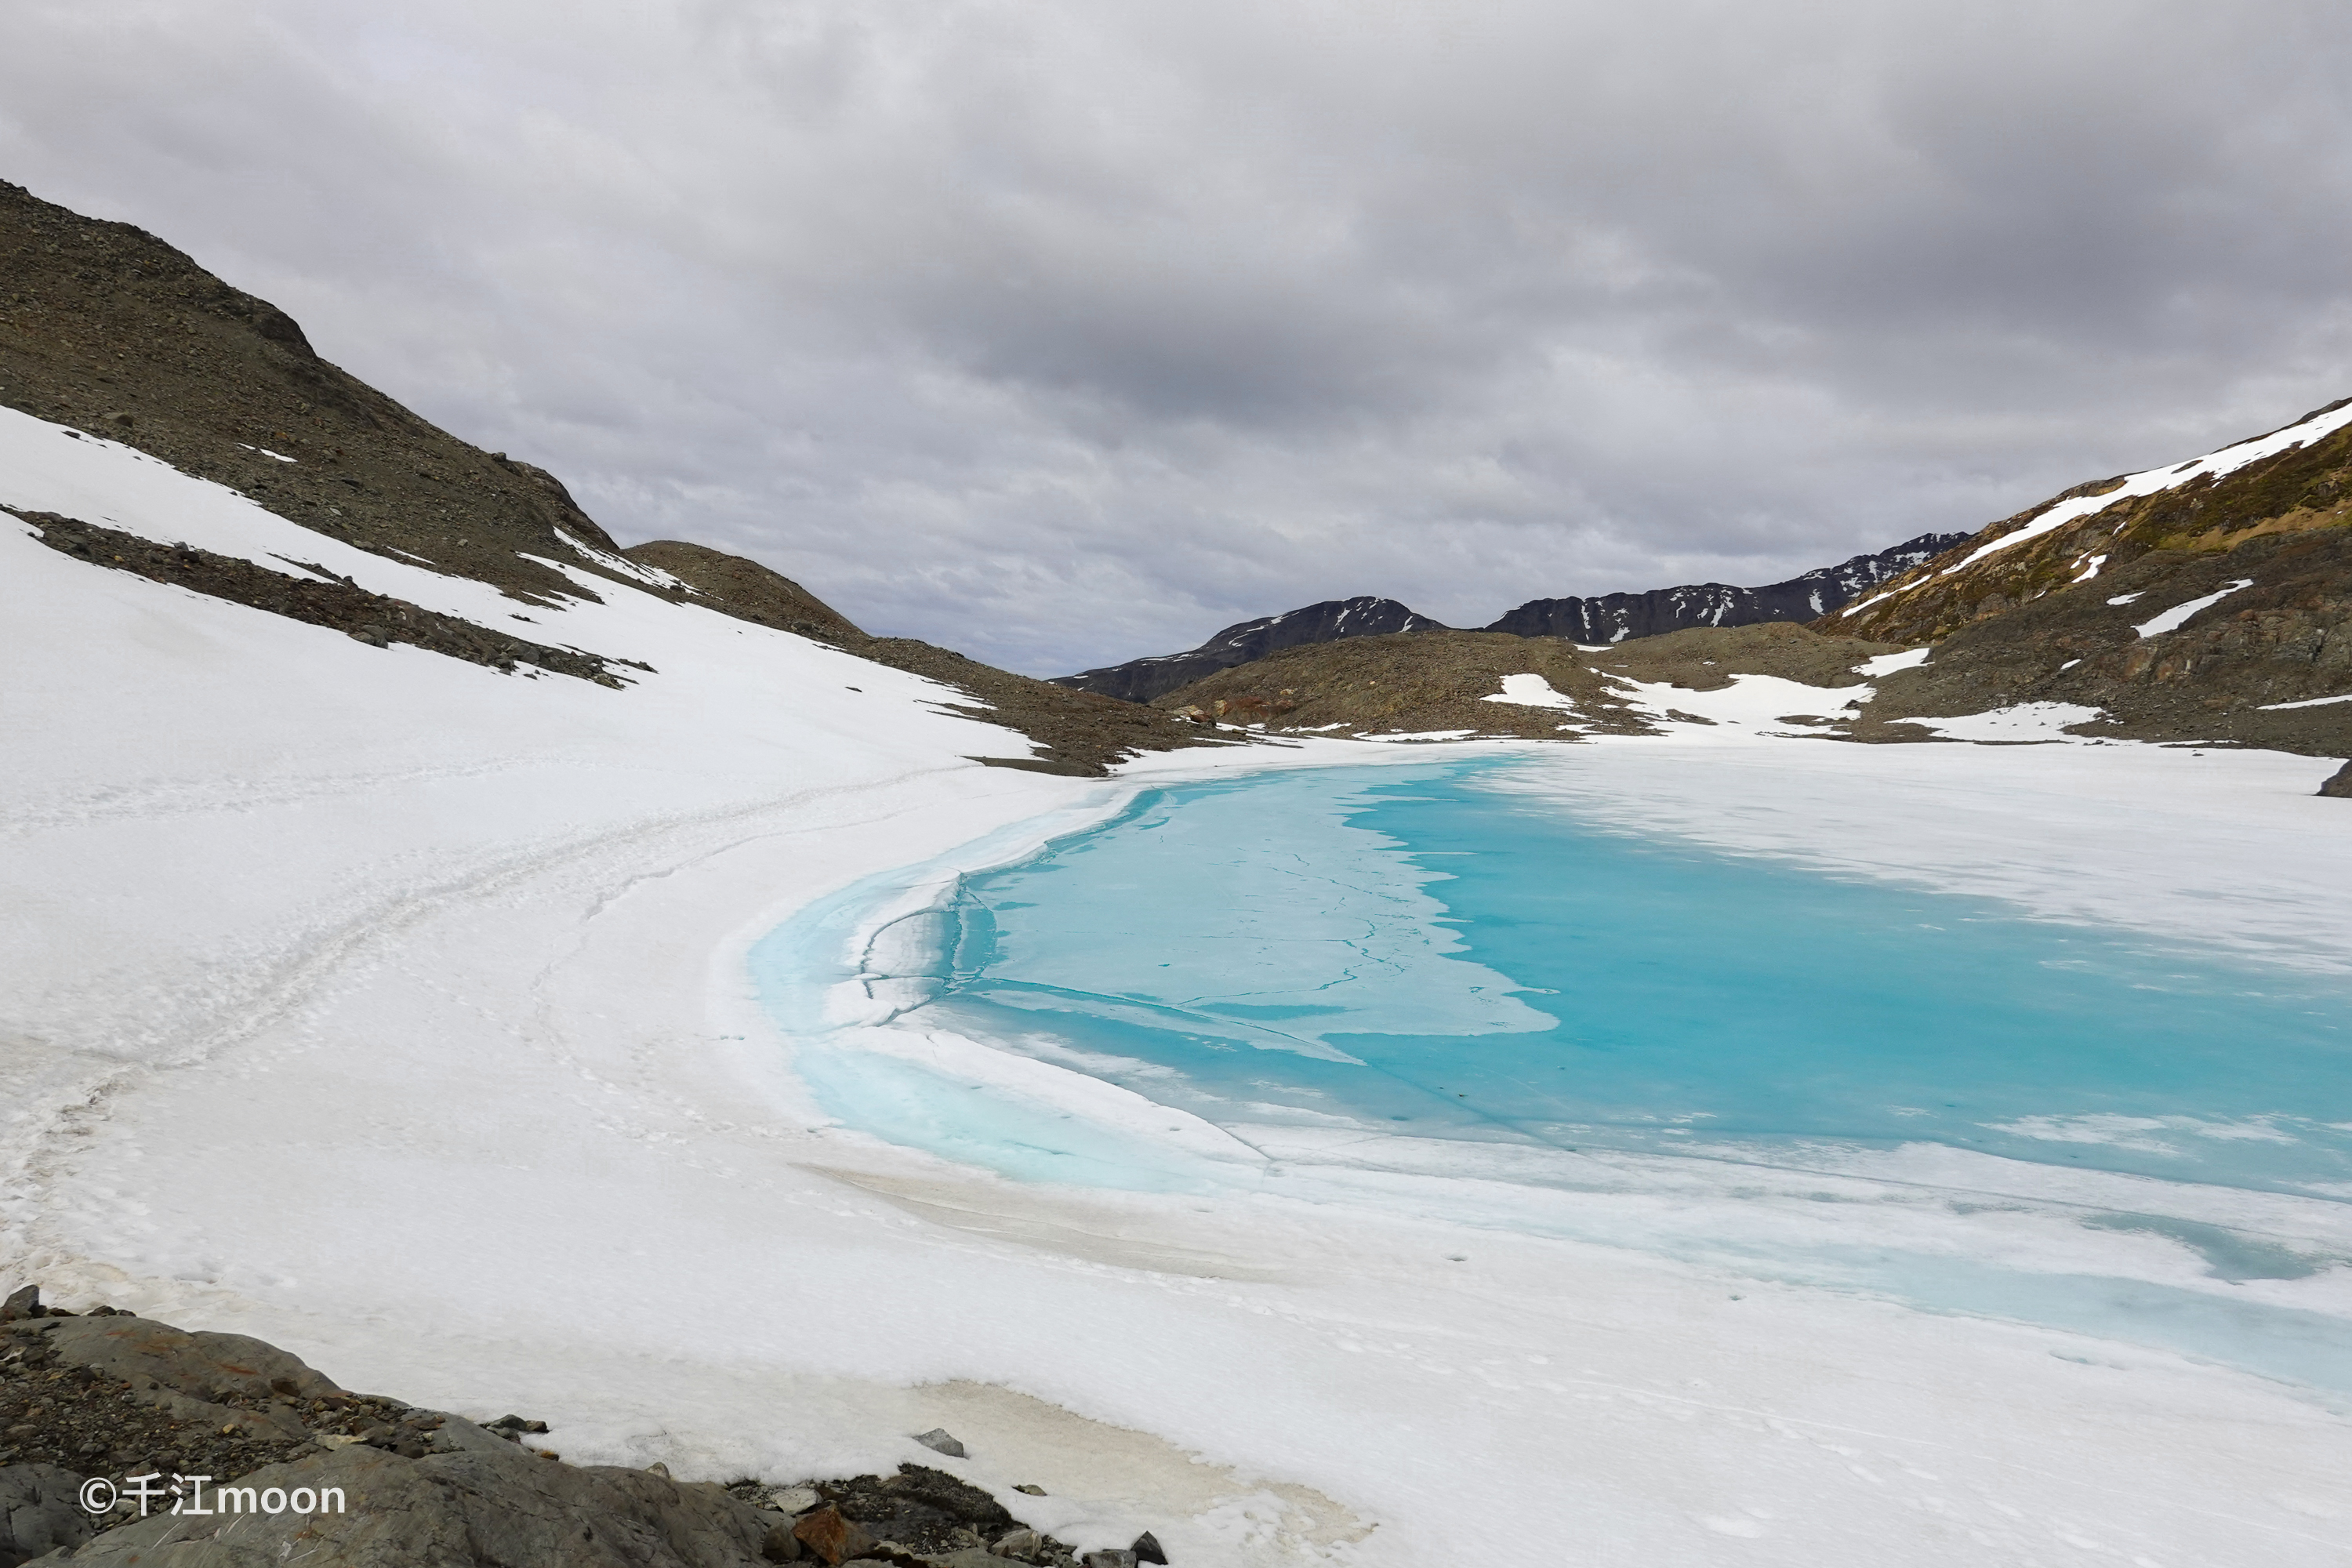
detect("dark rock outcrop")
[2321,761,2352,797]
[1486,532,1969,643]
[1053,597,1447,703]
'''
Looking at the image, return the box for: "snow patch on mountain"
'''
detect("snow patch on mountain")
[2135,579,2255,638]
[1886,703,2113,744]
[1855,647,1932,677]
[1480,672,1581,710]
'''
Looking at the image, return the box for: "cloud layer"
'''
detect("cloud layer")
[8,0,2350,673]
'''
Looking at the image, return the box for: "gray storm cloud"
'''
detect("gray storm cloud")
[5,0,2350,673]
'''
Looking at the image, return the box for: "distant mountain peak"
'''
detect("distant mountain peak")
[1053,595,1448,703]
[1484,533,1971,644]
[1054,537,1965,702]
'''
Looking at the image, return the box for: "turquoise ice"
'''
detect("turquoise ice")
[763,759,2352,1389]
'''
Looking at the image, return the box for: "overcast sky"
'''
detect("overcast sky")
[7,2,2350,673]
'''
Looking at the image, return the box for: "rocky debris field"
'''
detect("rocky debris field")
[0,1287,1168,1568]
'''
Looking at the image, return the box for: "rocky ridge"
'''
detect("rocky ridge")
[0,1287,1160,1568]
[1055,534,1964,702]
[1487,531,1969,642]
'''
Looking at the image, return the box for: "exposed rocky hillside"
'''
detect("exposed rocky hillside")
[1488,531,1968,641]
[0,178,1210,775]
[1156,622,1901,739]
[0,179,656,608]
[1826,400,2352,756]
[1057,534,1963,702]
[622,539,867,644]
[1053,596,1446,703]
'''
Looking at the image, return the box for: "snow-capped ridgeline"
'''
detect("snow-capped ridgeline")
[1844,399,2352,619]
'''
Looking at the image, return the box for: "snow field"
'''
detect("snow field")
[5,405,2351,1563]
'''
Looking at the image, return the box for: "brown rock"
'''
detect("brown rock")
[793,1505,880,1565]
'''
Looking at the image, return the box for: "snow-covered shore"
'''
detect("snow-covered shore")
[7,407,2351,1565]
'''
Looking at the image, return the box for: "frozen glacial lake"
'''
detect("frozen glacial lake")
[762,759,2352,1394]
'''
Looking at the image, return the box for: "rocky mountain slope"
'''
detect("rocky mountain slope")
[1055,534,1963,702]
[1824,399,2352,756]
[0,179,1210,776]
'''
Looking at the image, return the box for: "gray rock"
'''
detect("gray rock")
[0,1287,38,1324]
[2320,760,2352,798]
[57,1417,777,1566]
[1080,1553,1138,1568]
[912,1428,967,1459]
[0,1463,93,1567]
[988,1529,1043,1559]
[37,1314,342,1404]
[1129,1532,1167,1566]
[33,1316,342,1443]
